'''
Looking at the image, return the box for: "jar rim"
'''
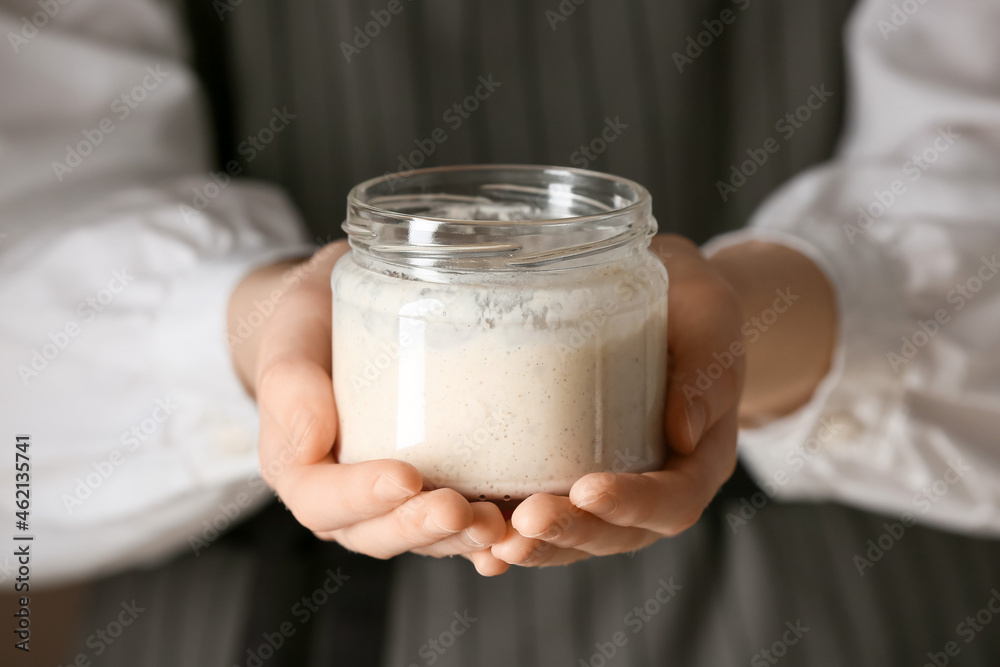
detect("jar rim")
[347,164,652,225]
[343,164,656,272]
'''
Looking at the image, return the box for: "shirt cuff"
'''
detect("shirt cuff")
[150,245,316,485]
[703,225,909,507]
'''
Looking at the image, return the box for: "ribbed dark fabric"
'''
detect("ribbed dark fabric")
[69,501,394,667]
[70,463,1000,667]
[221,0,855,245]
[382,491,1000,667]
[64,2,1000,666]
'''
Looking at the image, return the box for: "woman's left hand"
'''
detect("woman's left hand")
[486,234,745,568]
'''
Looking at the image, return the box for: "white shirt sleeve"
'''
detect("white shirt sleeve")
[0,0,314,585]
[706,0,1000,535]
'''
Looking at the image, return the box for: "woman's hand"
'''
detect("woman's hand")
[228,241,510,575]
[490,234,838,568]
[489,235,747,568]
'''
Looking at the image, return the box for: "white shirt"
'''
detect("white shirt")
[706,0,1000,537]
[1,0,998,586]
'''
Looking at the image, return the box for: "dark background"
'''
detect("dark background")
[185,0,855,245]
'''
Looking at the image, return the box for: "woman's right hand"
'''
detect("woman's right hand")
[228,241,510,575]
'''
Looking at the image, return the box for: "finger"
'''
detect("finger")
[257,356,338,471]
[464,549,511,577]
[248,242,349,466]
[326,488,474,559]
[256,296,339,466]
[411,502,508,556]
[511,494,658,556]
[652,236,745,454]
[272,458,422,533]
[491,522,592,568]
[569,411,739,536]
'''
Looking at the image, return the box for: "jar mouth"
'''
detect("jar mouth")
[344,164,655,272]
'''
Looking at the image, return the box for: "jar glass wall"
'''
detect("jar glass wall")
[332,165,668,501]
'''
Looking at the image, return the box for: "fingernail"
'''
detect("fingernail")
[687,402,707,448]
[463,530,486,548]
[424,512,457,535]
[575,493,617,515]
[373,475,416,502]
[521,524,562,540]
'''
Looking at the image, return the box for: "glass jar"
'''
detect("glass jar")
[332,165,668,502]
